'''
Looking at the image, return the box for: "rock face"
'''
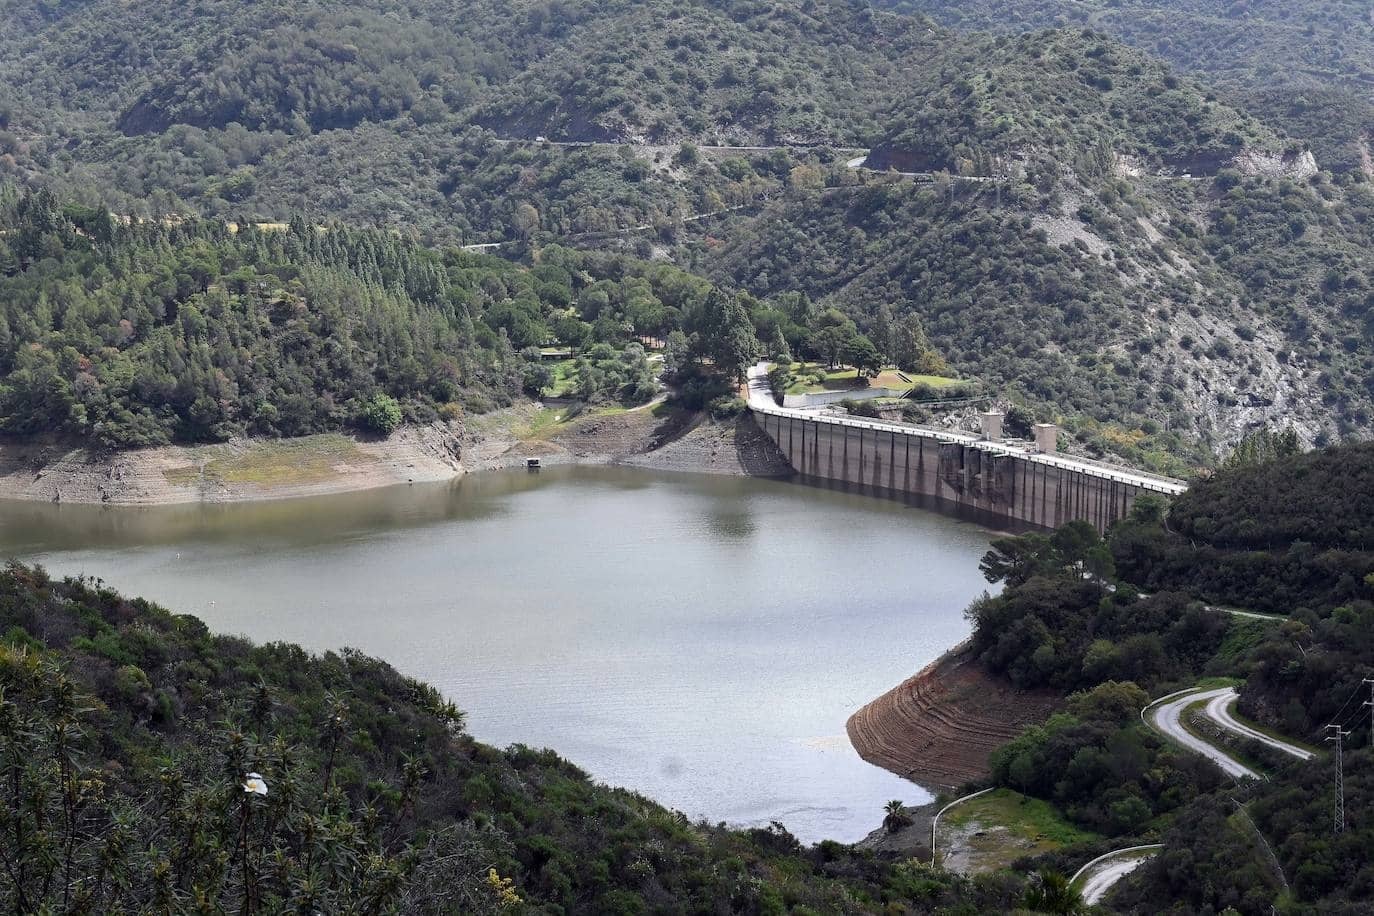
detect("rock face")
[1233,148,1320,181]
[846,646,1061,790]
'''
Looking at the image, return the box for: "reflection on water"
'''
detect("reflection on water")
[0,465,993,844]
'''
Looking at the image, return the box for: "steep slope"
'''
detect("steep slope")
[703,32,1374,465]
[871,30,1282,177]
[878,0,1374,176]
[0,0,933,238]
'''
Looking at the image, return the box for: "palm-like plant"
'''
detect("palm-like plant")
[1023,870,1085,915]
[882,799,911,834]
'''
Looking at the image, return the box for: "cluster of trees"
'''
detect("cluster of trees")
[1107,443,1374,612]
[0,0,939,240]
[972,519,1232,693]
[0,562,1056,914]
[0,191,772,446]
[991,681,1224,836]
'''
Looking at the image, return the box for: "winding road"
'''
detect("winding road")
[1146,686,1312,780]
[1072,845,1162,906]
[1203,689,1314,761]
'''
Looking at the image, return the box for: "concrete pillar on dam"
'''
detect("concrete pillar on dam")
[980,411,1004,442]
[1034,424,1059,454]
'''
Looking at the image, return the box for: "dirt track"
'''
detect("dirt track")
[846,646,1062,790]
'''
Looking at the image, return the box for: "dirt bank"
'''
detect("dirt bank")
[0,404,791,506]
[846,645,1062,791]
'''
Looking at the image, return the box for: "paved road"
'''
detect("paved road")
[1204,688,1314,761]
[1206,604,1285,622]
[745,364,1186,496]
[1074,847,1160,905]
[1149,687,1262,779]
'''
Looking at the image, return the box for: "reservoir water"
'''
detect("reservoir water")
[0,466,992,844]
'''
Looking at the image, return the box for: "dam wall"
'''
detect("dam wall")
[751,406,1184,533]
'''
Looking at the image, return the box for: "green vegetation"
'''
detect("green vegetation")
[359,393,403,436]
[876,29,1277,177]
[161,435,365,488]
[882,0,1374,176]
[781,362,956,395]
[5,1,1373,459]
[0,191,788,447]
[0,562,1060,914]
[961,439,1374,912]
[0,0,939,240]
[941,789,1098,871]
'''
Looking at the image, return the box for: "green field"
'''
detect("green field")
[783,362,961,395]
[941,789,1098,873]
[544,359,580,397]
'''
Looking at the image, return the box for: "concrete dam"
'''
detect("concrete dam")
[746,368,1186,533]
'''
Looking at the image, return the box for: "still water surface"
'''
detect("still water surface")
[0,466,992,843]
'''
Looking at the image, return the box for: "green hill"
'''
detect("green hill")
[877,0,1374,176]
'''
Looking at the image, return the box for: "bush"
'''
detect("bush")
[707,395,745,419]
[359,394,403,436]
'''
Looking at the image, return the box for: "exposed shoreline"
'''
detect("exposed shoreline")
[0,402,793,507]
[846,642,1062,791]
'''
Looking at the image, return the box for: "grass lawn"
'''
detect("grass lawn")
[941,789,1098,873]
[544,359,580,397]
[783,362,961,395]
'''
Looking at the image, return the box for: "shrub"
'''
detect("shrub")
[359,394,403,436]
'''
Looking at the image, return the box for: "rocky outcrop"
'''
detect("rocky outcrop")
[1233,148,1319,181]
[847,645,1061,790]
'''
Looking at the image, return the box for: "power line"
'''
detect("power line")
[1300,680,1369,746]
[1364,679,1374,749]
[1326,724,1351,835]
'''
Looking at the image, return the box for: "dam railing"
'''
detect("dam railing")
[749,401,1187,497]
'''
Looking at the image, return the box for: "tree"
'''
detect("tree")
[807,308,859,369]
[980,533,1055,586]
[663,330,690,378]
[768,325,793,364]
[359,394,402,436]
[892,312,949,375]
[695,288,759,385]
[766,363,793,403]
[1022,871,1084,915]
[842,334,882,378]
[882,800,912,834]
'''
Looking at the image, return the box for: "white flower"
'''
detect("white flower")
[242,772,268,796]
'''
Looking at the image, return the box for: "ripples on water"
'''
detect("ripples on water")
[0,466,992,844]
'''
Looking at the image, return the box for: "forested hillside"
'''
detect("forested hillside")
[880,0,1374,177]
[0,190,774,447]
[0,563,1042,913]
[966,439,1374,912]
[0,0,929,239]
[4,0,1374,462]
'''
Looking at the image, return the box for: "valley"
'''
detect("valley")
[0,0,1372,912]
